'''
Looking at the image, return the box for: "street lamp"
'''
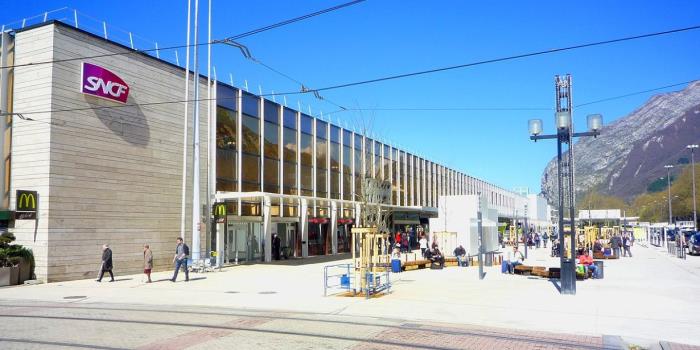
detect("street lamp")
[664,165,674,227]
[528,112,602,295]
[688,144,698,231]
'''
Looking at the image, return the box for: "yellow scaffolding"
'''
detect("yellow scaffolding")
[351,227,390,294]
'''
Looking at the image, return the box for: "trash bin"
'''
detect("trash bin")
[593,260,604,279]
[391,259,401,273]
[340,274,350,288]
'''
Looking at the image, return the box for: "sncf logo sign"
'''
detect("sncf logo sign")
[80,62,129,104]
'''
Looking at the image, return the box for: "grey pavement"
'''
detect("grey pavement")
[0,244,699,349]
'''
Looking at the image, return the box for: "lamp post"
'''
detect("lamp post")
[528,112,602,295]
[664,165,674,228]
[688,144,698,231]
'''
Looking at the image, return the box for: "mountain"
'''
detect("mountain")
[541,81,700,202]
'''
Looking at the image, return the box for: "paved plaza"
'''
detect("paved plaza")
[1,244,699,349]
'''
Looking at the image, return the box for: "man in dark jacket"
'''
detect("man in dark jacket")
[171,237,190,282]
[96,244,114,282]
[610,235,622,258]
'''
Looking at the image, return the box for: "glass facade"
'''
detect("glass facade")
[329,125,340,200]
[315,119,328,199]
[300,114,313,196]
[213,82,517,228]
[241,92,260,193]
[263,100,279,194]
[282,108,297,195]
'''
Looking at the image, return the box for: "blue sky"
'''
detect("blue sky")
[4,1,700,193]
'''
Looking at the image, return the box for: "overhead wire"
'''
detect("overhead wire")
[0,0,367,70]
[4,77,696,118]
[262,24,700,97]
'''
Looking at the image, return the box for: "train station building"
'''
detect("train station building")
[0,20,550,282]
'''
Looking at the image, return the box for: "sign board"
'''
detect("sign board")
[15,190,37,220]
[213,203,227,223]
[81,62,129,104]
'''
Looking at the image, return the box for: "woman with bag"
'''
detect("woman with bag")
[143,244,153,283]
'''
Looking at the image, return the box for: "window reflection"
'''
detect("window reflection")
[216,106,237,192]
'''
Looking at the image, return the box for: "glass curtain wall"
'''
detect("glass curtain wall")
[342,130,353,201]
[316,119,328,199]
[330,125,341,200]
[392,148,398,205]
[282,108,297,196]
[300,114,313,196]
[241,92,261,215]
[216,105,237,192]
[354,134,362,201]
[263,100,280,194]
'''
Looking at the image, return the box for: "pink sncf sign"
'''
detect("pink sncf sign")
[80,62,129,104]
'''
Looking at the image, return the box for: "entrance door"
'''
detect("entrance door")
[286,224,298,257]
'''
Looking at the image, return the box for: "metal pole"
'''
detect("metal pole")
[524,204,528,259]
[477,193,484,280]
[667,167,672,226]
[691,148,697,231]
[191,0,201,262]
[180,0,192,239]
[207,0,215,263]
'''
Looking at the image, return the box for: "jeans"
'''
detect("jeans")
[508,261,522,274]
[172,259,189,281]
[586,264,598,278]
[613,247,621,258]
[623,247,632,257]
[456,255,467,267]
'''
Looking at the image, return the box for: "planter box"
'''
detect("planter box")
[18,259,32,284]
[0,266,20,286]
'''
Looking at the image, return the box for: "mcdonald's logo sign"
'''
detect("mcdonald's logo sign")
[213,203,227,218]
[17,190,37,211]
[16,190,38,220]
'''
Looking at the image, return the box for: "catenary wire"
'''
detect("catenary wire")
[262,24,700,97]
[3,78,697,117]
[0,0,366,70]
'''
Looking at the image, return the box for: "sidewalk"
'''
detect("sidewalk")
[0,244,699,348]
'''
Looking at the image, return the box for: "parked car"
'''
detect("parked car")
[688,233,700,256]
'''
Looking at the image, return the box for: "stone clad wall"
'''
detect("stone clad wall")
[12,22,210,282]
[10,24,55,281]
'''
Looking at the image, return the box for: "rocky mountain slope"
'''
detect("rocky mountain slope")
[541,81,700,202]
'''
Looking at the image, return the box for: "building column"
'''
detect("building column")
[263,196,272,262]
[331,201,338,254]
[301,198,309,258]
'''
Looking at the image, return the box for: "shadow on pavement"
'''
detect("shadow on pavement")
[0,314,614,350]
[0,337,127,350]
[265,253,351,266]
[549,279,561,293]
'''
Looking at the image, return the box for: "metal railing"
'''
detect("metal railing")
[323,263,353,297]
[1,8,181,67]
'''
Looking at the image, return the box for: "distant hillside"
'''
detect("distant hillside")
[541,81,700,202]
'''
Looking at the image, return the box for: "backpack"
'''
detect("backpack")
[183,243,190,256]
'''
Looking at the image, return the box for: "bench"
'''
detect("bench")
[514,265,533,275]
[402,259,430,271]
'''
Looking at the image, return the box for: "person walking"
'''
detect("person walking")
[611,234,622,258]
[171,237,189,282]
[623,234,633,257]
[96,244,114,282]
[542,232,549,248]
[419,234,428,257]
[143,244,153,283]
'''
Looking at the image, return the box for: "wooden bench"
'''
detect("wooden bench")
[402,259,430,271]
[514,265,533,275]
